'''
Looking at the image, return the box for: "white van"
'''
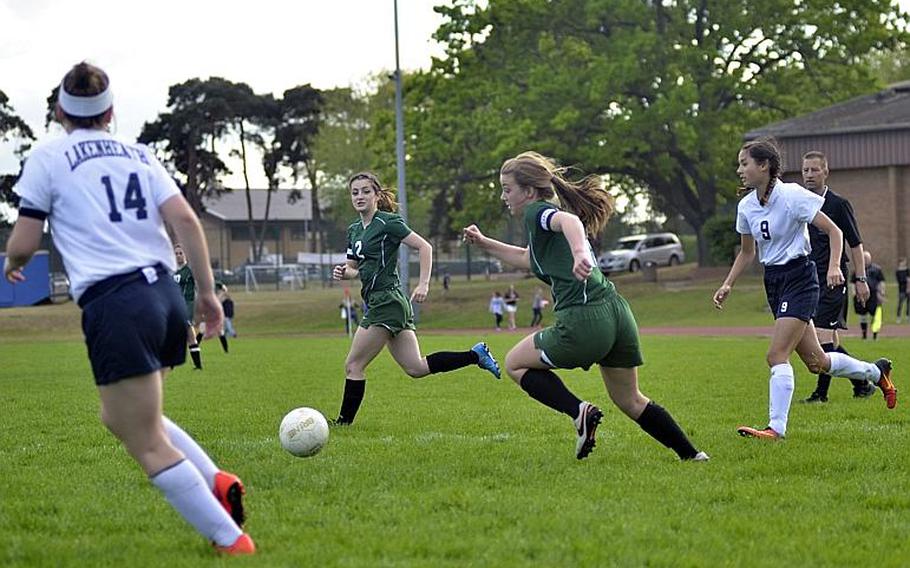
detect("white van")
[597,233,685,274]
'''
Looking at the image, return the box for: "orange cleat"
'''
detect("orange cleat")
[215,533,256,556]
[213,471,246,528]
[874,359,897,410]
[736,426,783,440]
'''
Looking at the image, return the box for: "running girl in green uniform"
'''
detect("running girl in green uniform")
[332,172,501,425]
[463,152,707,461]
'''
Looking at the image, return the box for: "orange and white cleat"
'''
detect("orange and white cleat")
[874,358,897,410]
[736,426,783,440]
[213,471,246,528]
[215,533,256,556]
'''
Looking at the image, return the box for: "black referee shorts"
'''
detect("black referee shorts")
[814,281,848,330]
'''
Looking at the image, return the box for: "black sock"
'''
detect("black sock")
[219,334,229,353]
[860,322,868,339]
[189,344,202,369]
[519,369,582,418]
[814,342,835,397]
[635,401,698,460]
[426,350,479,374]
[337,379,366,424]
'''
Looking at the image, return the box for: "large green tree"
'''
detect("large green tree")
[138,78,234,215]
[0,90,35,224]
[395,0,907,263]
[275,85,324,252]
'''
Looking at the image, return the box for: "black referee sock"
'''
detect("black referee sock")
[519,369,582,418]
[337,379,366,424]
[189,344,202,370]
[426,350,479,374]
[219,333,229,353]
[635,401,698,460]
[814,342,836,397]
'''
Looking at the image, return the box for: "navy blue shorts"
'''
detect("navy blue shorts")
[815,278,848,330]
[763,257,819,322]
[79,265,188,385]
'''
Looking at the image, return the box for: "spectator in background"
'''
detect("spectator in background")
[442,269,451,293]
[504,284,520,330]
[854,250,885,340]
[219,284,237,338]
[530,287,547,327]
[896,257,908,324]
[489,291,505,330]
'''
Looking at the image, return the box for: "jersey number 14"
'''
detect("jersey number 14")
[102,173,148,222]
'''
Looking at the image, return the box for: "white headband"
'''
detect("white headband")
[58,81,113,117]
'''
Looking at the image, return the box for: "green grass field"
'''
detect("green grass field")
[0,266,773,343]
[1,272,909,566]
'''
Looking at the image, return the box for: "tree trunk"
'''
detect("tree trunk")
[185,134,203,215]
[305,158,321,254]
[237,121,259,263]
[693,221,710,267]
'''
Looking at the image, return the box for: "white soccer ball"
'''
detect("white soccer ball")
[279,407,329,457]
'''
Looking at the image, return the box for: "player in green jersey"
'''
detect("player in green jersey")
[174,244,203,369]
[331,172,501,425]
[463,152,707,461]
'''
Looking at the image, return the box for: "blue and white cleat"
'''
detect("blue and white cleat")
[472,342,501,379]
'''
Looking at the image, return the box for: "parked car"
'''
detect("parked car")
[597,233,685,274]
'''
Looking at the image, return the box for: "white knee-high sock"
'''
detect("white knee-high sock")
[163,417,219,490]
[150,460,242,546]
[827,352,882,383]
[769,363,794,436]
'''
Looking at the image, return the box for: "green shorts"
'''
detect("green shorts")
[533,294,644,370]
[360,288,416,336]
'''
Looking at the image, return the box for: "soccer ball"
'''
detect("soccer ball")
[279,407,329,457]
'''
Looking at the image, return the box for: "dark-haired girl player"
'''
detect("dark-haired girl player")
[713,138,897,440]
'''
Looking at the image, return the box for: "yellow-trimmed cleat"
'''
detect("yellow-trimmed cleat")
[874,358,897,409]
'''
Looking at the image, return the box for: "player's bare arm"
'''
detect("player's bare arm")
[161,194,223,338]
[714,234,756,309]
[462,224,531,269]
[549,211,593,281]
[333,260,360,281]
[402,231,432,303]
[3,216,43,283]
[810,211,845,288]
[849,243,870,305]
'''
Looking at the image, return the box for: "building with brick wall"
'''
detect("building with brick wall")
[201,189,313,271]
[746,81,910,271]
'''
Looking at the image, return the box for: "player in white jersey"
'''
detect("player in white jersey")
[712,138,897,440]
[3,62,254,554]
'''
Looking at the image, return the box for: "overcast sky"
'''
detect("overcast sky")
[0,0,447,183]
[2,0,909,189]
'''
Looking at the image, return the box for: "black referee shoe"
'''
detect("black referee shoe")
[801,391,828,404]
[853,381,877,398]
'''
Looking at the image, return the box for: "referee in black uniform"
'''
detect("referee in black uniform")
[800,151,875,403]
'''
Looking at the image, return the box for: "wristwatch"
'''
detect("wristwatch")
[855,276,867,282]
